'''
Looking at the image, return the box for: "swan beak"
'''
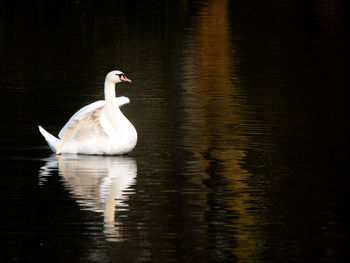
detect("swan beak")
[121,75,132,83]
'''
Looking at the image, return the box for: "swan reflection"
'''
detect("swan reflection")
[39,154,137,242]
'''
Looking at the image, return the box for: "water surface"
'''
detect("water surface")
[1,0,349,262]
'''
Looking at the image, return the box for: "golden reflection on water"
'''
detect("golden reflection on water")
[181,0,258,260]
[39,155,137,242]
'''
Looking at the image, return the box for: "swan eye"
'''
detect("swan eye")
[116,74,125,78]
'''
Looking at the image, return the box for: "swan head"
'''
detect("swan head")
[106,70,132,84]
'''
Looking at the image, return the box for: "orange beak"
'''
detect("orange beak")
[121,75,132,83]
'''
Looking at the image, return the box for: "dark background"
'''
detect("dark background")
[1,0,349,262]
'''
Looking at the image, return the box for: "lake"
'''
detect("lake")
[0,0,349,262]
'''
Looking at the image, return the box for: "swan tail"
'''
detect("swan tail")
[38,126,60,153]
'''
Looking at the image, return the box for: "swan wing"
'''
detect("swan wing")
[56,104,107,154]
[59,100,106,139]
[58,97,129,139]
[115,96,130,107]
[56,97,130,154]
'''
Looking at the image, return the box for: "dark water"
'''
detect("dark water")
[1,0,349,262]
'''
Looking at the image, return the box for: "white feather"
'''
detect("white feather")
[38,126,60,152]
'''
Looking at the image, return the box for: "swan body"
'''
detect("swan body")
[39,70,137,155]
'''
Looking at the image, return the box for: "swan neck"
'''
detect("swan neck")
[104,80,123,130]
[105,80,117,105]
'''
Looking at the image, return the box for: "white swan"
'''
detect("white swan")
[39,70,137,155]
